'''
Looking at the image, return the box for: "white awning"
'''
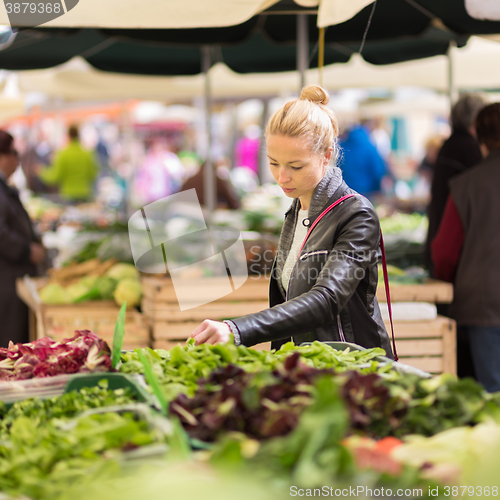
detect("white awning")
[0,0,372,29]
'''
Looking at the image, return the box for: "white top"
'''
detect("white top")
[281,209,309,295]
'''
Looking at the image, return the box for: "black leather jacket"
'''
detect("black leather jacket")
[228,167,393,358]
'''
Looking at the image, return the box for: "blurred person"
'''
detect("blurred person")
[179,160,241,210]
[0,130,46,346]
[95,135,111,177]
[39,125,99,203]
[235,124,261,176]
[133,139,186,205]
[425,93,487,380]
[18,129,55,194]
[425,93,487,274]
[418,135,446,181]
[363,117,392,161]
[188,85,393,358]
[432,102,500,392]
[338,123,387,199]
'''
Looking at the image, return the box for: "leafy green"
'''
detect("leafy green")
[0,380,138,434]
[119,341,392,402]
[0,410,158,500]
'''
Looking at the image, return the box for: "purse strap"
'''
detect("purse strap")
[298,194,398,361]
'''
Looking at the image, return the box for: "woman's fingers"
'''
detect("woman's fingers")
[188,319,210,338]
[189,320,231,346]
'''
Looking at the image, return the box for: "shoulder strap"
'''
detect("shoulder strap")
[298,194,398,361]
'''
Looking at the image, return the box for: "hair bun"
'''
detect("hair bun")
[299,84,329,106]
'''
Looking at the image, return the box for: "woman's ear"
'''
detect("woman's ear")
[323,147,333,166]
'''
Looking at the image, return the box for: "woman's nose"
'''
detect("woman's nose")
[278,168,290,184]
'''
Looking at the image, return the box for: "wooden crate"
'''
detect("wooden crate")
[142,275,270,303]
[16,277,151,350]
[377,279,453,304]
[142,275,270,349]
[386,315,456,375]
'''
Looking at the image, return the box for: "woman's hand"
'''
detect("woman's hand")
[188,320,232,346]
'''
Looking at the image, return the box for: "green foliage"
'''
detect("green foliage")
[119,341,391,402]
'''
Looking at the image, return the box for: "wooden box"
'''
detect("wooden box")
[16,277,151,350]
[386,315,456,375]
[377,279,453,304]
[142,275,270,350]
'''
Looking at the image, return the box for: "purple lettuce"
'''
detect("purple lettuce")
[0,330,112,381]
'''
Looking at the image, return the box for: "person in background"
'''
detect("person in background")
[133,138,186,206]
[363,117,392,162]
[180,160,241,210]
[338,123,387,200]
[432,103,500,393]
[425,93,487,274]
[418,135,445,181]
[425,93,487,381]
[39,125,99,203]
[235,124,261,176]
[0,130,46,346]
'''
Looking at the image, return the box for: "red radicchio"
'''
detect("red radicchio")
[0,331,112,381]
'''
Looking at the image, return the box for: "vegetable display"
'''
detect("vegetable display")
[1,333,499,500]
[0,331,112,381]
[119,340,391,401]
[0,409,162,500]
[166,344,499,443]
[0,380,138,430]
[39,261,143,307]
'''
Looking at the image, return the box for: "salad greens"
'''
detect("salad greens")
[0,410,159,500]
[0,380,137,433]
[119,340,392,401]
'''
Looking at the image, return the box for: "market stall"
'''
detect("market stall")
[1,326,499,500]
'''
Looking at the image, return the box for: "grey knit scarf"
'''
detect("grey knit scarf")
[273,165,345,299]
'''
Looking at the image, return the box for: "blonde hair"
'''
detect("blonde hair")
[266,85,339,161]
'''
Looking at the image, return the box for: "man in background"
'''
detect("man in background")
[40,125,98,203]
[426,93,487,381]
[425,93,487,274]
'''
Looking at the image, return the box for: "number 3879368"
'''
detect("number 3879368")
[5,2,62,14]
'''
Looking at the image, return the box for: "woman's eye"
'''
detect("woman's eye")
[291,166,303,171]
[270,162,279,167]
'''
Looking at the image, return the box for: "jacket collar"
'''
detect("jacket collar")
[284,166,344,218]
[275,166,345,299]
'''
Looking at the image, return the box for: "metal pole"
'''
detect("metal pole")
[447,40,458,111]
[296,14,308,91]
[259,99,270,184]
[202,45,216,216]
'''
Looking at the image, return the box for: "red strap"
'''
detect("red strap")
[298,194,398,361]
[379,232,398,361]
[298,195,356,255]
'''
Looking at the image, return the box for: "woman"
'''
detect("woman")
[432,102,500,392]
[189,85,393,358]
[0,130,45,346]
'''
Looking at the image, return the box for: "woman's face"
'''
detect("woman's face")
[267,134,332,210]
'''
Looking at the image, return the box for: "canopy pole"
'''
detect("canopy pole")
[318,27,325,87]
[259,99,270,184]
[202,45,216,217]
[447,40,458,112]
[297,14,308,91]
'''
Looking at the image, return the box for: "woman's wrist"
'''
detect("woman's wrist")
[223,320,241,346]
